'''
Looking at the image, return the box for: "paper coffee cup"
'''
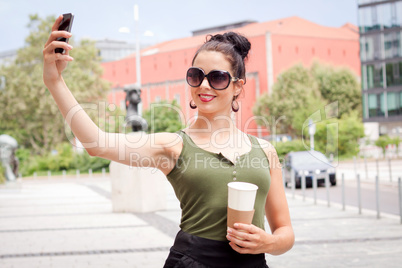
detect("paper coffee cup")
[227,182,258,211]
[227,182,258,229]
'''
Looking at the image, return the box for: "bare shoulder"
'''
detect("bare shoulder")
[152,132,183,156]
[255,137,282,170]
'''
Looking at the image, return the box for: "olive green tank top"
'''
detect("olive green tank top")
[166,131,271,241]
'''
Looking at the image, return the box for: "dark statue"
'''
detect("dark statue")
[0,134,19,181]
[124,85,148,132]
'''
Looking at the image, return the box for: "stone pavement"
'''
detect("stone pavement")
[0,175,401,268]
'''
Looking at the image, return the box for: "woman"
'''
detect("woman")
[43,15,294,268]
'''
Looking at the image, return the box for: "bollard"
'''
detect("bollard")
[376,175,380,219]
[388,158,392,182]
[364,155,368,180]
[48,170,51,180]
[291,169,295,199]
[76,169,80,179]
[398,177,402,224]
[325,172,330,207]
[34,172,37,180]
[62,170,66,179]
[342,173,345,211]
[102,168,106,177]
[357,174,362,214]
[89,169,93,178]
[301,173,306,202]
[313,174,317,205]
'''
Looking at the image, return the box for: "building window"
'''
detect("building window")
[384,32,401,59]
[359,5,380,33]
[365,35,382,61]
[366,63,384,89]
[397,1,402,27]
[362,94,367,119]
[387,91,401,116]
[368,93,385,117]
[386,61,402,87]
[155,96,161,102]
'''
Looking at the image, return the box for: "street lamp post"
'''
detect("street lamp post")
[134,4,141,88]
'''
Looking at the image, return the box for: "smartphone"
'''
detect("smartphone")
[55,13,74,54]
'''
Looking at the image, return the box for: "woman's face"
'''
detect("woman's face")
[191,51,243,116]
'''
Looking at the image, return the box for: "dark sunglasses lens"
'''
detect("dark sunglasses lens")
[187,68,203,87]
[209,71,230,90]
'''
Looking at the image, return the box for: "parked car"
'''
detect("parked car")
[283,150,336,188]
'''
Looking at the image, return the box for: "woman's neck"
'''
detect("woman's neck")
[187,112,239,138]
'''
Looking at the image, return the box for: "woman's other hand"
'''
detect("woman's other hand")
[43,15,74,86]
[226,223,274,254]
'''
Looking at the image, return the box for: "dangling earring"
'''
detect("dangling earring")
[232,98,239,112]
[189,100,197,109]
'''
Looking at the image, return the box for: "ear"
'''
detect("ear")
[233,79,244,97]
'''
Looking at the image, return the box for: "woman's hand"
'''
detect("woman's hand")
[226,223,274,254]
[43,15,74,86]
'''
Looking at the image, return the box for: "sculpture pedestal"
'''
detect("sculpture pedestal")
[109,161,167,213]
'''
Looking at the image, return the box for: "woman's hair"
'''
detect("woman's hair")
[192,32,251,83]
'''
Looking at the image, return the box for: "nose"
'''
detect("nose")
[200,76,211,89]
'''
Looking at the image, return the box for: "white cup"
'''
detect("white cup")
[227,182,258,211]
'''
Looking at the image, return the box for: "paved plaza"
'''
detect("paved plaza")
[0,174,401,268]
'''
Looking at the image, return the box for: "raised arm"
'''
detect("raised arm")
[42,15,182,174]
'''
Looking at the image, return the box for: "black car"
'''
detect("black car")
[283,151,336,188]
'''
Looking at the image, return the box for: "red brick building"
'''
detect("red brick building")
[101,16,360,137]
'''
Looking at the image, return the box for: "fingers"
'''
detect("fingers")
[44,15,72,48]
[43,41,73,58]
[52,14,64,31]
[233,223,258,234]
[226,224,263,254]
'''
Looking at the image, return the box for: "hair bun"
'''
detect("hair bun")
[209,32,251,60]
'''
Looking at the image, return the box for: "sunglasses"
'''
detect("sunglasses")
[186,67,239,90]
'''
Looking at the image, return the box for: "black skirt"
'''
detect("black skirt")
[163,230,269,268]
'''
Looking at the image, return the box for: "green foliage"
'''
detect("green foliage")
[143,100,184,133]
[311,62,361,118]
[18,142,110,176]
[275,139,307,159]
[314,111,365,158]
[0,165,5,184]
[390,136,401,156]
[253,62,361,138]
[0,14,110,155]
[375,135,391,158]
[253,64,323,137]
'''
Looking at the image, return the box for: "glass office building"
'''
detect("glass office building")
[359,0,402,136]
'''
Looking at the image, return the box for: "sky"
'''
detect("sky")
[0,0,359,52]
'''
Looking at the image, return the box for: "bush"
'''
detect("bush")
[18,143,110,176]
[375,135,391,158]
[314,111,364,158]
[275,139,306,159]
[0,165,5,184]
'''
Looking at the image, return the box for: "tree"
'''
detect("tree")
[143,100,184,133]
[0,14,110,155]
[314,111,365,158]
[311,62,361,118]
[252,64,324,137]
[375,135,391,159]
[391,136,401,157]
[253,62,361,139]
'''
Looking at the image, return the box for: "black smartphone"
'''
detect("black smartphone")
[55,13,74,54]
